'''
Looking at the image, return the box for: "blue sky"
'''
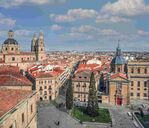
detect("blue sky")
[0,0,149,51]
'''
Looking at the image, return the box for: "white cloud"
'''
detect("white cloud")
[0,13,16,27]
[101,0,149,16]
[96,14,131,24]
[50,8,98,22]
[137,30,149,36]
[71,25,98,33]
[100,29,119,36]
[15,29,33,36]
[0,0,66,8]
[51,24,62,31]
[71,25,119,36]
[50,14,74,22]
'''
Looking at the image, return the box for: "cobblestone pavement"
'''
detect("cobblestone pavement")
[37,103,138,128]
[109,107,137,128]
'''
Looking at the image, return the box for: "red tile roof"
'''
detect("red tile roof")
[76,64,102,73]
[110,73,128,80]
[0,89,32,117]
[28,64,64,79]
[0,65,32,86]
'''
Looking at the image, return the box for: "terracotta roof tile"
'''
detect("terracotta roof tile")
[0,66,32,86]
[0,89,32,117]
[111,73,128,79]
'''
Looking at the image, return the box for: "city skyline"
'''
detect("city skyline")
[0,0,149,51]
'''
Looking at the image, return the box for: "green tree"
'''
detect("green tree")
[66,78,73,110]
[87,72,99,117]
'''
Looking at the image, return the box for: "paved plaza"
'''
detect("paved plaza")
[37,103,139,128]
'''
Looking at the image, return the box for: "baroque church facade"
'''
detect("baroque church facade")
[0,30,46,70]
[105,44,149,106]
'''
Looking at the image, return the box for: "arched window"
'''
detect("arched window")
[39,86,42,90]
[118,67,121,72]
[11,47,14,51]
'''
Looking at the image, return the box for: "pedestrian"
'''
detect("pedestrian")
[57,121,60,125]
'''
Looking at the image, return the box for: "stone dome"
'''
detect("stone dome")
[4,38,18,45]
[111,44,126,65]
[3,30,19,45]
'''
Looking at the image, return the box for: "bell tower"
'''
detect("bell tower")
[36,32,46,61]
[111,43,127,74]
[31,33,37,52]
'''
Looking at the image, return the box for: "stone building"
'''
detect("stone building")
[27,63,71,101]
[72,69,99,106]
[0,30,46,70]
[128,61,149,100]
[0,89,37,128]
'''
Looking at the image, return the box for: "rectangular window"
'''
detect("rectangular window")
[118,67,121,72]
[131,68,134,73]
[130,93,133,96]
[137,93,140,97]
[12,57,15,61]
[137,81,140,87]
[131,81,134,86]
[22,113,24,123]
[145,68,147,74]
[144,93,147,97]
[144,81,147,87]
[138,68,140,74]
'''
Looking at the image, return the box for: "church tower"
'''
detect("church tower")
[35,32,46,61]
[31,33,37,52]
[110,44,127,74]
[107,44,130,106]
